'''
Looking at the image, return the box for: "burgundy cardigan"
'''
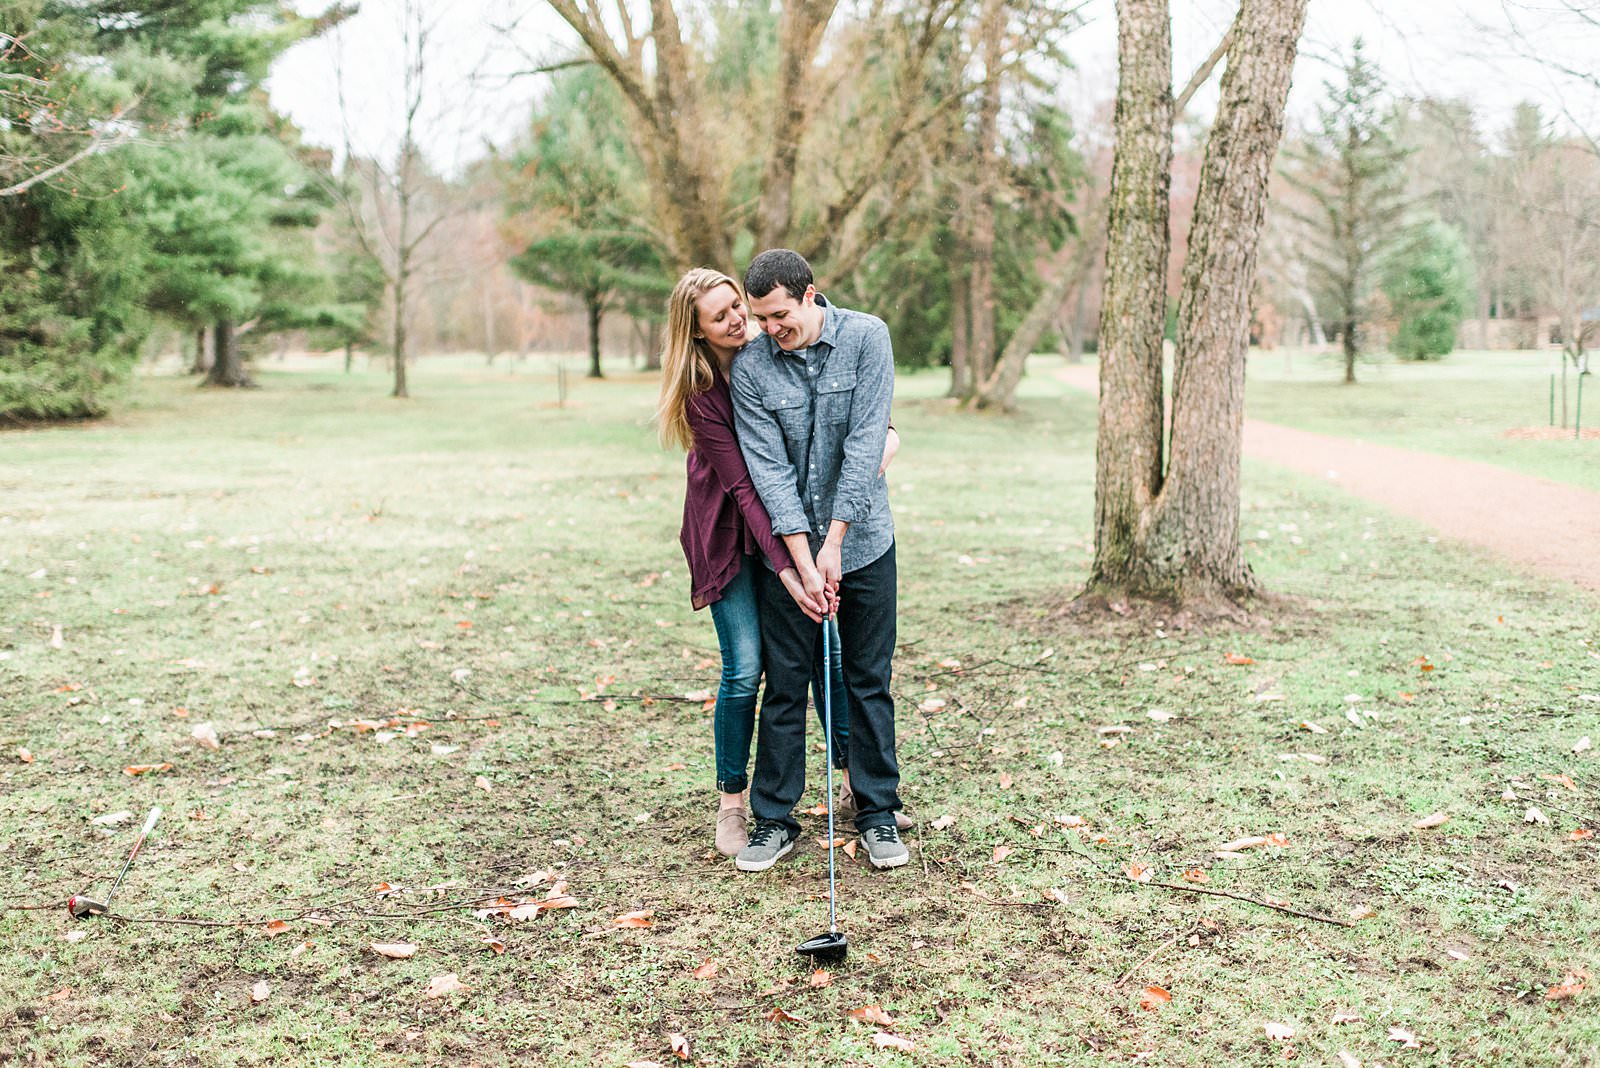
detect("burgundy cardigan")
[679,367,794,609]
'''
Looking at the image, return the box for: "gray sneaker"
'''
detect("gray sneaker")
[861,825,910,869]
[735,821,797,872]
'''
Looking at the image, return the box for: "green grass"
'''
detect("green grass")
[1244,347,1600,493]
[2,358,1597,1066]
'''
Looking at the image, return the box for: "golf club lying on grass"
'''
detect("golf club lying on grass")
[69,805,161,920]
[796,614,848,965]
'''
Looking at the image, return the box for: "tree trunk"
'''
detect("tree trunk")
[975,239,1085,411]
[1089,0,1174,593]
[948,268,972,397]
[1146,0,1308,601]
[392,261,410,399]
[205,320,250,387]
[966,0,1005,392]
[344,342,354,374]
[1342,319,1357,383]
[587,297,605,378]
[483,283,497,365]
[756,1,838,250]
[1089,0,1308,608]
[191,326,210,375]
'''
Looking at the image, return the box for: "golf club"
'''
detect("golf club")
[796,613,848,964]
[69,805,161,920]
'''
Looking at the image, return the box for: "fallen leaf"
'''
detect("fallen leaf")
[1331,1011,1363,1025]
[1124,861,1153,884]
[371,942,418,959]
[1147,709,1174,722]
[249,980,270,1003]
[1348,905,1377,921]
[474,775,491,793]
[290,941,313,958]
[1546,973,1586,1000]
[1043,887,1071,904]
[91,810,134,827]
[422,973,469,998]
[123,763,172,776]
[843,839,858,859]
[1263,832,1290,847]
[664,762,687,771]
[992,845,1014,864]
[1387,1025,1421,1048]
[1224,653,1255,666]
[1181,868,1209,884]
[191,722,220,750]
[873,1033,916,1051]
[691,959,718,979]
[480,935,505,955]
[668,1032,691,1060]
[764,1007,805,1023]
[803,803,828,816]
[1218,836,1267,852]
[613,909,654,928]
[18,747,34,764]
[63,930,87,943]
[1139,985,1172,1010]
[1541,773,1578,792]
[41,988,71,1003]
[1301,720,1328,734]
[930,814,956,831]
[816,837,848,849]
[1263,1021,1295,1040]
[998,772,1013,789]
[1569,828,1595,841]
[809,969,832,988]
[1525,807,1551,825]
[1575,736,1593,754]
[1054,814,1087,829]
[262,920,291,937]
[918,697,946,713]
[1413,812,1449,830]
[848,1005,896,1026]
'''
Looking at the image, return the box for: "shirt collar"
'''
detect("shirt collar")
[813,294,837,352]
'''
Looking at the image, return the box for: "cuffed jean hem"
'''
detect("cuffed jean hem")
[716,774,750,795]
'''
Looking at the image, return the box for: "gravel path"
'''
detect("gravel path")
[1056,365,1600,593]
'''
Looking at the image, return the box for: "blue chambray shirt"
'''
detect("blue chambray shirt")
[730,295,895,574]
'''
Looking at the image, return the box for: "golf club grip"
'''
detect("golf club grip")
[141,806,163,834]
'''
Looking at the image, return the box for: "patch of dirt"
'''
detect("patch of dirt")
[1502,426,1600,440]
[1058,367,1600,594]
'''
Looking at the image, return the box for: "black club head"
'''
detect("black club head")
[795,930,848,964]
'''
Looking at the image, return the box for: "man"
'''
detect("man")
[728,248,907,872]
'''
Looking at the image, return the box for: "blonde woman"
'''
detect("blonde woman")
[657,268,901,857]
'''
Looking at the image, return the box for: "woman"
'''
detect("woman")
[657,267,900,857]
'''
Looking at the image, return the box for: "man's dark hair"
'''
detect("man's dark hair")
[744,249,813,302]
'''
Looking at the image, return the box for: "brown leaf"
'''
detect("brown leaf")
[249,979,270,1003]
[1043,887,1071,905]
[613,909,654,928]
[1387,1025,1421,1048]
[1413,812,1449,830]
[668,1032,691,1060]
[816,836,848,849]
[992,845,1014,864]
[290,940,313,958]
[1217,835,1267,852]
[18,747,35,764]
[191,722,220,750]
[1569,828,1595,841]
[1546,973,1586,1000]
[1139,985,1172,1011]
[873,1033,916,1051]
[41,988,71,1003]
[842,839,858,859]
[1541,773,1578,792]
[1124,861,1152,884]
[764,1006,805,1023]
[803,803,828,816]
[848,1005,895,1026]
[691,958,718,979]
[474,775,491,793]
[1054,814,1086,829]
[262,920,291,937]
[998,772,1013,789]
[1224,653,1254,666]
[371,942,418,959]
[480,935,506,955]
[930,814,956,831]
[1263,832,1289,847]
[422,973,469,998]
[1263,1021,1295,1040]
[1181,868,1210,884]
[123,763,172,776]
[808,969,832,988]
[1330,1011,1362,1025]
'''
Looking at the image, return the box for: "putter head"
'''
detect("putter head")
[67,894,108,919]
[795,930,848,964]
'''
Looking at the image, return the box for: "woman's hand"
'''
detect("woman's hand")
[879,426,900,475]
[780,567,826,623]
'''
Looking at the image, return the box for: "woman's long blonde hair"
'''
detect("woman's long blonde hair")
[656,267,742,451]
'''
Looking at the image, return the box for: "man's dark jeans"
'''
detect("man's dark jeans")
[751,543,900,836]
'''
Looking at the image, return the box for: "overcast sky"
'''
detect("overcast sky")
[266,0,1600,173]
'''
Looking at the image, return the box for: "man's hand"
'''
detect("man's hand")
[879,426,900,475]
[780,566,825,622]
[815,541,843,600]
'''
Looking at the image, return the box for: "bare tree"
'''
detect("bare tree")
[1089,0,1309,612]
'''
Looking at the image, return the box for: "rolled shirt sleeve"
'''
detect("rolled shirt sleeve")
[731,358,811,538]
[831,319,893,525]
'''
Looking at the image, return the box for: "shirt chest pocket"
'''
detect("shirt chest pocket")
[816,371,855,424]
[762,390,810,436]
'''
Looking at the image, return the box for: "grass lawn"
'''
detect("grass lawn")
[1243,348,1600,494]
[2,358,1597,1066]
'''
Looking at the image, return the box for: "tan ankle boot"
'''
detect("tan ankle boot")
[715,805,750,856]
[838,781,913,831]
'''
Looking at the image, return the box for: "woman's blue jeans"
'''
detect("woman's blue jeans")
[709,555,847,794]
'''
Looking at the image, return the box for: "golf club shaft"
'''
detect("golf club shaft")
[823,615,837,934]
[105,806,161,904]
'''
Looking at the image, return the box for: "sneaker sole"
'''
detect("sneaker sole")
[734,838,795,872]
